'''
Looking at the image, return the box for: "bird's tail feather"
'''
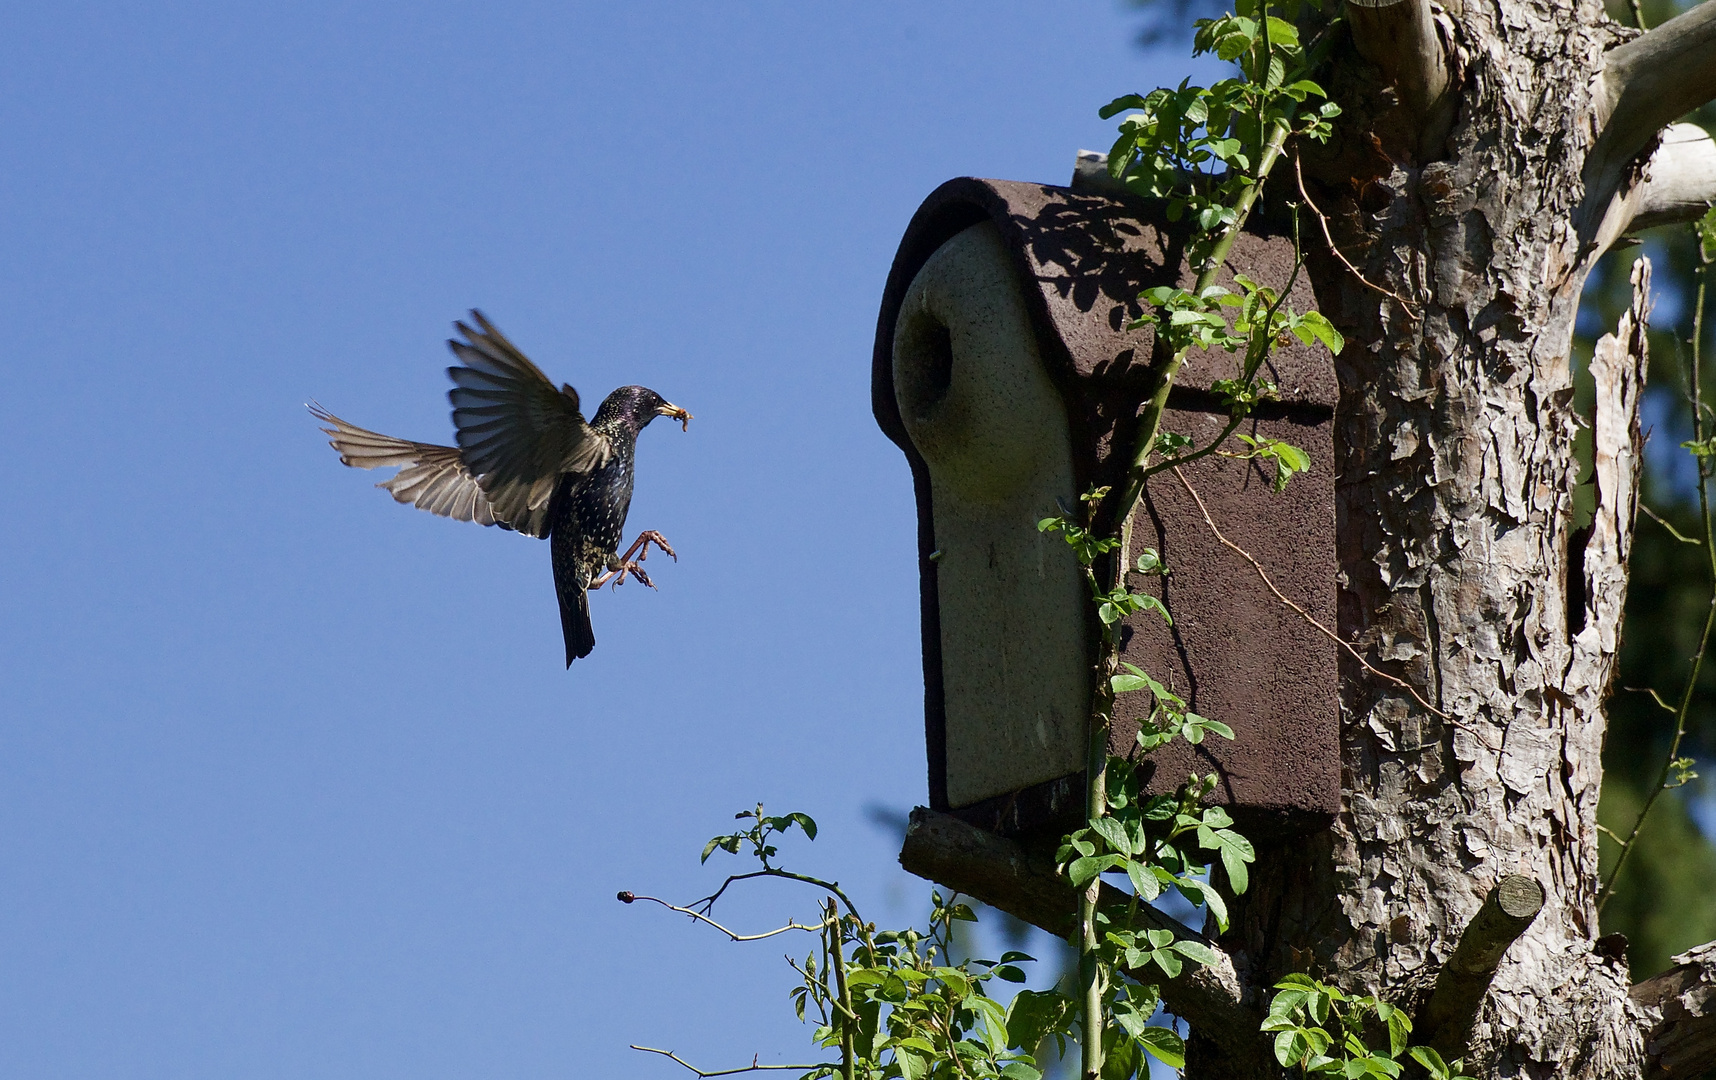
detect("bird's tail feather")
[560,587,595,666]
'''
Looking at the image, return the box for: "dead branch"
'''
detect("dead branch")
[1589,124,1716,252]
[1415,875,1546,1056]
[1593,1,1716,184]
[1346,0,1454,160]
[1632,123,1716,230]
[1633,941,1716,1079]
[616,891,827,942]
[632,1046,836,1077]
[896,807,1265,1055]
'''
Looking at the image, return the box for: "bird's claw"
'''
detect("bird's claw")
[630,530,677,563]
[598,560,655,590]
[588,530,676,591]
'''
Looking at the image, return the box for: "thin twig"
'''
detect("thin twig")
[1624,684,1679,712]
[631,1046,835,1077]
[1630,0,1648,31]
[623,892,828,942]
[1295,155,1421,321]
[1170,465,1452,721]
[693,869,866,928]
[1640,501,1702,544]
[1139,417,1247,483]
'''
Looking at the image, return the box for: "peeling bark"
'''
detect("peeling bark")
[1633,941,1716,1078]
[1233,2,1661,1072]
[894,1,1707,1073]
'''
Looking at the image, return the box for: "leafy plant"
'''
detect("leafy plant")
[1049,4,1353,1077]
[1263,975,1476,1080]
[628,809,1065,1080]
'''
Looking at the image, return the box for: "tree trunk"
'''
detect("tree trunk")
[1210,1,1673,1075]
[897,1,1716,1073]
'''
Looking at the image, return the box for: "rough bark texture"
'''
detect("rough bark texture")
[1632,941,1716,1077]
[1210,2,1660,1075]
[882,2,1716,1074]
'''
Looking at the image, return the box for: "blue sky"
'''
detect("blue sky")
[0,4,1211,1077]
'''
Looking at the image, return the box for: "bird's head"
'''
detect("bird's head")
[598,385,692,432]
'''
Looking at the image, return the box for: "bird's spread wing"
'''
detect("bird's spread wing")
[446,310,610,539]
[310,403,511,530]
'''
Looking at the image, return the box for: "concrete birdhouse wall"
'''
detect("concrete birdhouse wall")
[873,177,1341,840]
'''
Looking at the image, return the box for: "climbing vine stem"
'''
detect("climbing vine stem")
[1037,4,1346,1077]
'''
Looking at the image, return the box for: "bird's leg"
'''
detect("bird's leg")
[588,531,677,590]
[627,530,677,563]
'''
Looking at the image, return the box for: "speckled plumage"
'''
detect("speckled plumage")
[549,386,675,664]
[311,311,688,668]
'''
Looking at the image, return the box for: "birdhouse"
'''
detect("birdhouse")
[873,176,1340,840]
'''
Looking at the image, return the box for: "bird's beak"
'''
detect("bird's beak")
[657,402,692,432]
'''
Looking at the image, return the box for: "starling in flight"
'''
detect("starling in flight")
[311,311,691,666]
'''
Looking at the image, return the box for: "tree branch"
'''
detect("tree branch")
[1593,2,1716,179]
[897,808,1263,1046]
[1632,941,1716,1079]
[1345,0,1453,160]
[1588,124,1716,252]
[1414,876,1545,1056]
[616,891,826,942]
[631,1046,836,1077]
[1632,123,1716,230]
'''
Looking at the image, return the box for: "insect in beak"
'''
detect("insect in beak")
[657,403,692,432]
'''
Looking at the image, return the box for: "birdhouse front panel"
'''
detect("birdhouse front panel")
[874,177,1340,838]
[892,222,1091,809]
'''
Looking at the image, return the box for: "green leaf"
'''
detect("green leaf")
[1067,855,1110,889]
[969,993,1009,1054]
[1152,948,1183,978]
[1127,858,1163,901]
[1409,1047,1450,1080]
[1000,1064,1043,1080]
[895,1048,926,1080]
[1298,310,1345,354]
[1131,593,1172,625]
[1384,1006,1412,1057]
[1091,816,1134,855]
[1199,879,1231,932]
[1170,939,1220,967]
[1005,990,1074,1054]
[1112,671,1152,694]
[1274,1029,1307,1067]
[1199,826,1256,894]
[1137,1026,1187,1069]
[1099,93,1152,120]
[1196,715,1235,740]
